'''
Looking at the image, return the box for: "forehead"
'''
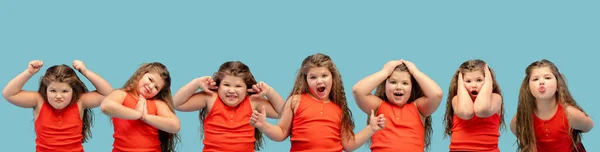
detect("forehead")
[463,71,483,78]
[48,82,72,89]
[307,67,331,75]
[389,71,411,80]
[144,72,165,87]
[531,67,553,75]
[221,75,245,84]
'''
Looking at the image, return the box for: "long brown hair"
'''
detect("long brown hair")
[515,59,587,152]
[38,65,94,143]
[121,62,180,152]
[372,64,433,151]
[288,53,355,140]
[443,59,505,138]
[198,61,264,151]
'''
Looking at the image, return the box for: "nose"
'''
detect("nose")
[316,77,324,84]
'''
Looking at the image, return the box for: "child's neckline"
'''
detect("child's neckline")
[307,93,331,103]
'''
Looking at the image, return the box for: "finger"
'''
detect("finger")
[247,88,256,93]
[370,109,375,118]
[253,85,261,93]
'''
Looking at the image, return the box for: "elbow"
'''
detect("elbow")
[100,101,112,114]
[169,124,181,134]
[273,136,286,142]
[581,120,594,133]
[455,110,474,120]
[474,108,495,118]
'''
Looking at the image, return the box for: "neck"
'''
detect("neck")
[535,96,557,113]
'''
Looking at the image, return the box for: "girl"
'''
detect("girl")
[100,62,180,152]
[250,53,386,152]
[2,60,113,151]
[352,59,443,152]
[172,61,285,152]
[510,59,593,152]
[442,59,504,152]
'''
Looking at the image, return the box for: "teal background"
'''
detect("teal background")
[1,1,597,151]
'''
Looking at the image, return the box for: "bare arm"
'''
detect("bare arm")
[74,60,114,108]
[453,72,474,120]
[2,60,44,108]
[510,114,517,135]
[100,90,142,120]
[251,95,298,142]
[341,110,385,151]
[403,60,443,117]
[143,100,181,133]
[566,105,594,133]
[249,82,285,118]
[473,65,502,118]
[173,77,215,112]
[352,60,403,113]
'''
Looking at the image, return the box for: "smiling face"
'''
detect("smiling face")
[528,66,557,101]
[217,75,248,106]
[306,67,333,101]
[46,82,74,109]
[385,71,412,106]
[137,72,165,99]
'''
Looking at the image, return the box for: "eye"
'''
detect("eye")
[224,84,230,87]
[236,85,243,88]
[465,80,471,83]
[50,90,56,93]
[389,80,397,84]
[149,77,154,82]
[155,86,159,90]
[322,74,328,78]
[403,82,409,85]
[532,78,538,81]
[545,77,552,80]
[309,76,316,79]
[62,90,69,93]
[476,79,483,82]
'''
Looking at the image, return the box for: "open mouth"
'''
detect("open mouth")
[317,86,326,92]
[393,92,404,97]
[470,90,479,96]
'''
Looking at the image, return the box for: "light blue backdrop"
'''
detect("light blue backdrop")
[1,1,597,151]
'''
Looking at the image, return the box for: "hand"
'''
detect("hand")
[248,81,272,99]
[382,60,403,74]
[73,60,87,72]
[484,64,492,83]
[27,60,43,74]
[369,109,386,131]
[196,76,218,94]
[458,72,466,88]
[400,59,418,73]
[250,106,267,129]
[136,94,148,120]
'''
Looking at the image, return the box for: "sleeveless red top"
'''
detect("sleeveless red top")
[534,105,575,152]
[112,94,160,152]
[371,101,425,152]
[449,113,500,152]
[290,93,343,152]
[35,101,83,152]
[203,96,255,152]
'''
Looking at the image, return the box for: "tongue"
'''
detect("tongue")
[317,87,325,92]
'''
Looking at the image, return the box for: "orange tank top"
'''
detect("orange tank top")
[290,93,343,152]
[534,105,575,151]
[203,96,255,152]
[371,101,425,152]
[35,101,83,152]
[112,94,160,152]
[449,112,500,152]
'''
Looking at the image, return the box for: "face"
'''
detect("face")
[306,67,333,101]
[462,70,484,98]
[137,72,165,99]
[385,71,412,106]
[218,75,248,106]
[528,67,557,101]
[46,82,73,109]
